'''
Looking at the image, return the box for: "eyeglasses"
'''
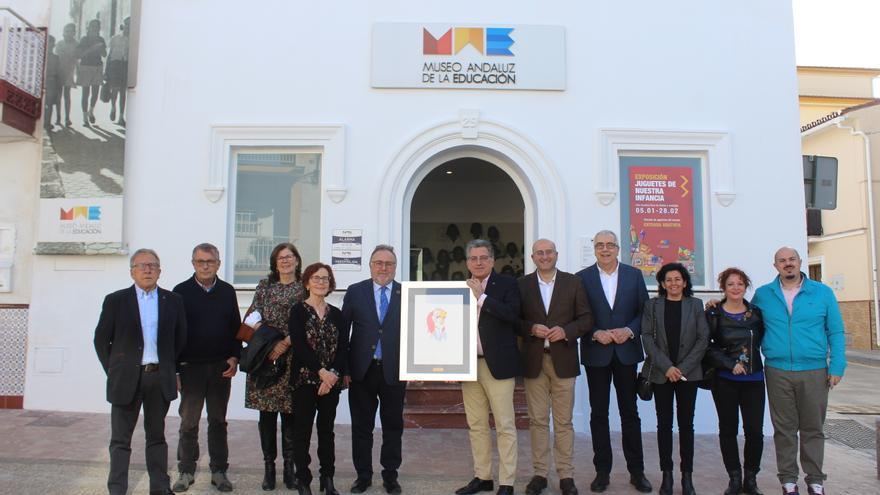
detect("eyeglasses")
[310,275,331,284]
[277,255,297,262]
[594,242,618,250]
[467,255,493,263]
[132,262,160,271]
[192,259,218,266]
[371,261,397,268]
[533,249,556,257]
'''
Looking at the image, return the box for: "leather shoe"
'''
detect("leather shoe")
[629,472,652,493]
[560,478,579,495]
[590,472,610,493]
[496,486,514,495]
[455,478,494,495]
[351,477,373,493]
[383,479,402,494]
[525,475,547,495]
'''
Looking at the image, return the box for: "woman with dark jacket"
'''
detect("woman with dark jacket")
[706,268,766,495]
[641,263,709,495]
[289,263,348,495]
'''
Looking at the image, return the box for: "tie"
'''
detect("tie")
[376,286,389,360]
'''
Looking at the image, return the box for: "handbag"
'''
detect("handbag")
[235,302,257,342]
[637,360,654,401]
[636,299,658,401]
[698,311,721,390]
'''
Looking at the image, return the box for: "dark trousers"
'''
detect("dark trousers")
[653,380,698,472]
[348,360,407,481]
[711,377,765,473]
[292,385,340,484]
[108,368,171,495]
[176,360,232,474]
[258,410,295,462]
[586,355,645,474]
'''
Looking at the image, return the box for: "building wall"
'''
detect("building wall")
[838,300,875,350]
[20,0,804,434]
[798,67,880,99]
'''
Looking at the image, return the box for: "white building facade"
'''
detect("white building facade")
[2,1,806,433]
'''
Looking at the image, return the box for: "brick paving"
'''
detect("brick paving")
[0,408,876,494]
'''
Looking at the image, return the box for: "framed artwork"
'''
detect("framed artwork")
[399,281,478,381]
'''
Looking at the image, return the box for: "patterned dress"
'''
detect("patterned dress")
[244,278,304,413]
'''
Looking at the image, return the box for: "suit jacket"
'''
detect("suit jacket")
[577,262,649,367]
[517,270,592,379]
[640,296,710,384]
[94,285,187,405]
[342,278,402,385]
[479,271,522,380]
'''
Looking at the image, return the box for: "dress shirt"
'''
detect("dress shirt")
[476,276,489,356]
[781,276,804,315]
[373,281,392,359]
[195,276,217,292]
[599,262,619,309]
[538,270,556,348]
[135,285,159,364]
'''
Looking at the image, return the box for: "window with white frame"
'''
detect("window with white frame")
[230,148,321,285]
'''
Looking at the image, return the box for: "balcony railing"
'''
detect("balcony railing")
[0,8,45,100]
[0,8,44,138]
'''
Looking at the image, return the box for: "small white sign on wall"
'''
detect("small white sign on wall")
[332,229,363,271]
[37,198,124,243]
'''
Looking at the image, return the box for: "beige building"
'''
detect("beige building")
[800,66,880,350]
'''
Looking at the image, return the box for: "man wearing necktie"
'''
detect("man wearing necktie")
[456,239,522,495]
[94,248,187,495]
[342,245,406,494]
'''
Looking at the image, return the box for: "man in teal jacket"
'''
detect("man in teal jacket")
[752,247,845,495]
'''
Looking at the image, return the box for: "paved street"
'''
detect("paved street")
[1,355,877,494]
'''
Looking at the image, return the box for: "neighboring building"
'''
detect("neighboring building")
[799,66,880,350]
[2,1,805,435]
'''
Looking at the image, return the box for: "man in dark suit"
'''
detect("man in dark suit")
[94,248,187,495]
[342,245,405,494]
[576,230,652,493]
[518,239,592,495]
[455,239,521,495]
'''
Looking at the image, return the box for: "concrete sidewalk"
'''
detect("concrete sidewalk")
[0,406,877,495]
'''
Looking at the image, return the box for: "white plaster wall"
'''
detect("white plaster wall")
[24,0,802,436]
[0,141,40,303]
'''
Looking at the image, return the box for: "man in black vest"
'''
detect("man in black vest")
[171,243,241,492]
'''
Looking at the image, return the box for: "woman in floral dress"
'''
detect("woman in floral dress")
[245,242,304,490]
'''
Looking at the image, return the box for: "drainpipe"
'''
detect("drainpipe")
[837,121,879,348]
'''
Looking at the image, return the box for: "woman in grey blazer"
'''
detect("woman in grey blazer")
[641,263,710,495]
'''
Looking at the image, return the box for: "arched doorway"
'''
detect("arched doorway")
[409,157,525,281]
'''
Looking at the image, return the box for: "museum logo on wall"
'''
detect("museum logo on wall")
[372,23,565,90]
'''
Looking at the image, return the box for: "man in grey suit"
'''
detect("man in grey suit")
[576,231,652,493]
[94,248,187,495]
[342,245,405,494]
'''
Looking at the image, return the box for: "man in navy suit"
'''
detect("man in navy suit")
[455,239,522,495]
[576,231,652,493]
[342,245,405,494]
[94,248,187,495]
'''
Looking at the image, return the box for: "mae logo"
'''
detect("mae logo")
[60,206,101,221]
[423,27,514,56]
[421,26,517,85]
[59,205,103,235]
